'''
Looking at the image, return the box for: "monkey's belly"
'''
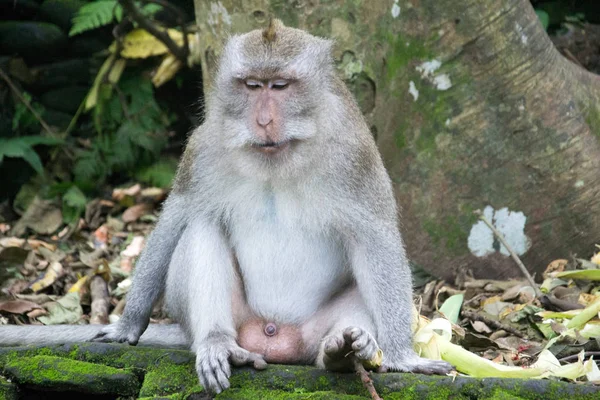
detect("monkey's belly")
[237,319,305,364]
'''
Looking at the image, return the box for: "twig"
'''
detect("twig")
[0,67,55,135]
[558,351,600,364]
[461,309,525,338]
[119,0,188,63]
[474,210,543,299]
[142,0,189,61]
[352,357,382,400]
[90,275,110,324]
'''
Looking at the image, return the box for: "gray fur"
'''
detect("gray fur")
[0,20,452,393]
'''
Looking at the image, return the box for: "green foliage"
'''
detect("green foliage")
[135,157,178,188]
[69,0,163,36]
[535,10,550,30]
[62,185,87,224]
[69,0,119,36]
[73,73,171,187]
[12,92,45,132]
[0,136,62,174]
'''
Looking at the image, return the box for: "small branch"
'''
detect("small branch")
[352,357,382,400]
[474,210,543,299]
[558,351,600,364]
[461,309,525,338]
[119,0,188,63]
[142,0,189,61]
[90,275,110,324]
[0,68,55,135]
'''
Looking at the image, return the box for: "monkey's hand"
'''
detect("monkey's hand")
[378,352,453,375]
[196,334,267,394]
[92,319,146,345]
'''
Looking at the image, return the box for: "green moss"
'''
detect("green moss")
[139,360,198,397]
[217,388,365,399]
[422,215,470,255]
[0,375,18,400]
[583,101,600,138]
[382,32,429,81]
[3,355,139,396]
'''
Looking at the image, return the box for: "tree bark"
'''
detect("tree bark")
[192,0,600,280]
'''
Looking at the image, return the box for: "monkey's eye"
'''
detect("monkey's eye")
[245,80,262,90]
[270,80,289,90]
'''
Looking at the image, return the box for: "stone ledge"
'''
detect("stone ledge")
[1,343,599,399]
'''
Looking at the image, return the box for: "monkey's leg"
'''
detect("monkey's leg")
[165,218,266,394]
[348,223,453,375]
[94,194,187,345]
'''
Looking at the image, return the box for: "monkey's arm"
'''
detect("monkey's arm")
[94,193,187,345]
[346,214,452,374]
[0,324,188,348]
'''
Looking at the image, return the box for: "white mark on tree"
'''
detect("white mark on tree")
[416,60,452,91]
[468,205,531,257]
[391,0,401,18]
[408,81,419,101]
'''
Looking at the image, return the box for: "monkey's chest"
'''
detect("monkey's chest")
[229,217,347,323]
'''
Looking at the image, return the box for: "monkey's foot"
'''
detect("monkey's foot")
[195,334,267,394]
[322,326,380,371]
[92,321,144,346]
[379,354,453,375]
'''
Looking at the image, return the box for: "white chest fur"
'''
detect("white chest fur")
[227,182,348,323]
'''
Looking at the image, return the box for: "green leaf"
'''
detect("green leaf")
[556,269,600,281]
[69,0,118,36]
[439,294,464,324]
[0,136,61,174]
[535,9,550,30]
[62,186,86,224]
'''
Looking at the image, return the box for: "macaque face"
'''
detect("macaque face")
[241,77,296,155]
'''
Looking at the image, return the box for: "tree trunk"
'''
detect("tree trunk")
[192,0,600,281]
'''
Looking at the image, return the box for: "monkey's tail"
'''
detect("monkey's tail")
[0,324,189,349]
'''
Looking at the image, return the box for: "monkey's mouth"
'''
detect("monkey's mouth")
[251,140,293,154]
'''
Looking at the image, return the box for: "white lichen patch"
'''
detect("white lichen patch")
[416,59,451,91]
[207,1,231,34]
[391,0,401,18]
[468,205,531,257]
[574,180,585,188]
[408,81,419,101]
[433,74,452,90]
[416,60,442,78]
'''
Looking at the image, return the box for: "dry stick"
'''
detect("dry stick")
[474,210,543,299]
[90,275,110,324]
[0,68,55,135]
[352,357,382,400]
[461,309,525,338]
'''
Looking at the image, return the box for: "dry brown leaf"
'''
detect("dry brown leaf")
[0,299,42,314]
[0,223,10,234]
[122,203,152,223]
[94,225,110,246]
[27,308,48,319]
[544,259,569,279]
[112,184,142,201]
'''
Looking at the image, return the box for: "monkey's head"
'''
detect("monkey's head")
[211,19,336,178]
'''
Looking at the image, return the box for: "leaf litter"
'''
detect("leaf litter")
[0,188,599,385]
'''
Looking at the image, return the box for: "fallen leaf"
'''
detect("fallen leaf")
[471,321,492,334]
[112,184,141,201]
[0,299,42,314]
[121,236,145,258]
[122,203,152,223]
[38,292,83,325]
[544,259,569,279]
[94,225,110,246]
[555,269,600,281]
[27,308,48,318]
[10,196,62,236]
[29,262,64,292]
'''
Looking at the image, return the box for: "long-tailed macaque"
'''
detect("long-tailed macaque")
[0,20,452,393]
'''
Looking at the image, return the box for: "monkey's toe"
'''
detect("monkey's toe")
[342,326,379,361]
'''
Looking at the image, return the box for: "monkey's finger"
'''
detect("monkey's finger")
[251,355,268,370]
[229,348,251,366]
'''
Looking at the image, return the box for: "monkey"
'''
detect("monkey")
[0,19,452,394]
